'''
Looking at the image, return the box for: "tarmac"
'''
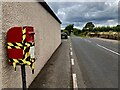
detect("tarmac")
[29,39,72,89]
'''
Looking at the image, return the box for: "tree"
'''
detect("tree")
[62,30,69,35]
[73,28,81,36]
[83,22,95,32]
[116,25,120,32]
[65,24,74,36]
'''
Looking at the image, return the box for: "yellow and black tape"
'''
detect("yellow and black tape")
[7,42,23,49]
[7,27,35,74]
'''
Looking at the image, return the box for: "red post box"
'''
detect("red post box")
[7,26,35,73]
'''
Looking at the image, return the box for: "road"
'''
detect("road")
[71,36,118,88]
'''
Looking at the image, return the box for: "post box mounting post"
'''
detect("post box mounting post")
[21,65,26,90]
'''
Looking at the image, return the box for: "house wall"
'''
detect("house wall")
[1,2,61,88]
[0,2,2,90]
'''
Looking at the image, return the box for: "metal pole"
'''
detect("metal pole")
[21,65,26,90]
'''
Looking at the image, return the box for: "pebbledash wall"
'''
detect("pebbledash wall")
[1,1,61,89]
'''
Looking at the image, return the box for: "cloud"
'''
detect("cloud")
[45,0,119,2]
[47,1,118,29]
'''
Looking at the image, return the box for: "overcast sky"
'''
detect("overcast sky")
[46,0,119,29]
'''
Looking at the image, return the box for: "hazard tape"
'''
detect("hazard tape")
[7,27,35,74]
[7,42,23,49]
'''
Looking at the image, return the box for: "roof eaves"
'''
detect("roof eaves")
[39,2,62,24]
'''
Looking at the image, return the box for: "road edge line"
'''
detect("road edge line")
[97,44,120,56]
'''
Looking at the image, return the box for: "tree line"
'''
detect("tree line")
[62,22,120,36]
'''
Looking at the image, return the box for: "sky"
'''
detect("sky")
[45,0,119,29]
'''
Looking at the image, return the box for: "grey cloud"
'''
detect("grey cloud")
[65,2,117,21]
[47,2,118,29]
[47,2,80,13]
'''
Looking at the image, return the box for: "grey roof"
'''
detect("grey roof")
[39,2,62,24]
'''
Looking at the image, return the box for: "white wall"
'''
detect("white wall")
[1,2,61,88]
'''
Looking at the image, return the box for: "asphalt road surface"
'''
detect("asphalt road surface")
[71,36,118,88]
[29,40,71,88]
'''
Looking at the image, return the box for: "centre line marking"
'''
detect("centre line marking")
[70,48,72,50]
[71,58,75,65]
[70,52,73,55]
[72,73,78,89]
[97,44,120,56]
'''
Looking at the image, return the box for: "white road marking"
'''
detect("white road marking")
[70,52,73,55]
[70,48,72,50]
[71,58,75,65]
[97,44,120,56]
[72,73,78,89]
